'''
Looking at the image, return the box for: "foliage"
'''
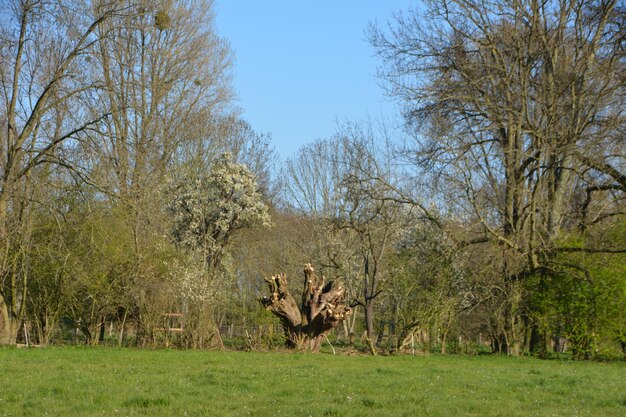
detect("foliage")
[0,0,623,360]
[384,221,472,352]
[529,219,626,359]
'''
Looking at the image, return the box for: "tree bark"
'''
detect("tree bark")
[0,294,17,345]
[529,323,548,359]
[364,300,375,345]
[261,264,352,352]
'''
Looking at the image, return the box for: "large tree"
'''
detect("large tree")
[0,0,128,345]
[80,0,234,344]
[167,152,271,347]
[370,0,625,354]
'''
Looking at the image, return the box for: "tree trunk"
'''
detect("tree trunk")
[80,324,92,345]
[261,264,352,352]
[529,322,548,358]
[0,296,17,345]
[342,309,358,345]
[99,320,106,344]
[364,301,375,343]
[118,309,128,347]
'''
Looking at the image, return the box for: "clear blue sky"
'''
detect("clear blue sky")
[214,1,417,159]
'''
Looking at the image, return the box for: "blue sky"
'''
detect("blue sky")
[214,1,417,159]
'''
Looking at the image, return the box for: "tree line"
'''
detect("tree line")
[1,0,624,359]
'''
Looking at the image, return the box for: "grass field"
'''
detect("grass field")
[0,348,624,417]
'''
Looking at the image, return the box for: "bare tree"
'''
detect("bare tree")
[285,127,404,351]
[0,0,127,345]
[73,0,234,345]
[370,0,626,354]
[83,0,232,244]
[284,139,363,341]
[338,132,405,348]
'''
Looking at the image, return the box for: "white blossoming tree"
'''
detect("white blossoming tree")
[167,153,271,346]
[169,153,272,271]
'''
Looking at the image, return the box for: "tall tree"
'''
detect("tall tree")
[76,0,234,344]
[169,153,272,271]
[168,153,271,347]
[81,0,232,256]
[370,0,626,354]
[338,131,404,347]
[0,0,127,345]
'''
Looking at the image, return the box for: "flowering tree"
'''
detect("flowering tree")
[169,153,272,271]
[167,153,271,347]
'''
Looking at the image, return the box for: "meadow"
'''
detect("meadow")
[0,348,624,417]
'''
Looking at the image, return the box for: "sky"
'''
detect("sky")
[214,1,417,160]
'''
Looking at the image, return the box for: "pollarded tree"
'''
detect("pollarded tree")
[261,263,352,352]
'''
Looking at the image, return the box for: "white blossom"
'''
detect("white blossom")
[168,153,272,268]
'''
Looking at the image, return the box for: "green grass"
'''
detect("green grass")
[0,348,624,417]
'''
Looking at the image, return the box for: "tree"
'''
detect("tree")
[74,0,234,346]
[385,220,472,353]
[169,153,272,271]
[0,0,127,345]
[284,138,363,343]
[285,127,405,351]
[1,0,237,347]
[168,153,271,347]
[261,263,352,352]
[169,115,278,345]
[370,0,626,355]
[87,0,232,206]
[338,133,404,348]
[528,218,626,359]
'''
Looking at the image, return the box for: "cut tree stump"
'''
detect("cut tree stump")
[261,263,352,352]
